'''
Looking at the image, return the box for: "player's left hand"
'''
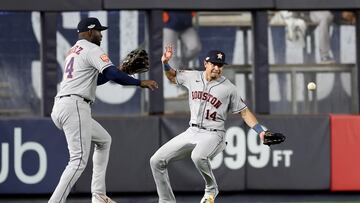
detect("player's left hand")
[120,48,150,75]
[262,131,286,146]
[162,44,173,64]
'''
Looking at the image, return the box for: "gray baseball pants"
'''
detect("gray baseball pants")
[49,95,112,203]
[150,127,226,203]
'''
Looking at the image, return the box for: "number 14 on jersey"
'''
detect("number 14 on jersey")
[205,109,217,121]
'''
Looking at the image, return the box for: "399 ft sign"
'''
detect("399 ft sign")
[210,126,293,170]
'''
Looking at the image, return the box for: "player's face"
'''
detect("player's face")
[89,29,103,46]
[204,61,223,81]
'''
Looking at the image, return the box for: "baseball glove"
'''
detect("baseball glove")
[263,131,286,146]
[120,48,149,74]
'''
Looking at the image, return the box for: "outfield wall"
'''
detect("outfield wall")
[0,114,358,194]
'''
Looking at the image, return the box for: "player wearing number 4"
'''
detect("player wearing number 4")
[49,17,158,203]
[150,45,285,203]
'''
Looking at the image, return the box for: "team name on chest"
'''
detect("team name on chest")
[191,91,222,109]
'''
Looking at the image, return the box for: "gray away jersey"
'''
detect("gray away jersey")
[56,39,113,102]
[176,70,247,131]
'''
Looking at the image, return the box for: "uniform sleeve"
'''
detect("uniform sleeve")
[87,47,114,73]
[229,85,248,114]
[175,70,196,89]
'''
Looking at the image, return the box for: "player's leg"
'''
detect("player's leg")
[51,100,62,130]
[190,130,226,202]
[49,101,92,203]
[150,128,194,203]
[90,118,113,199]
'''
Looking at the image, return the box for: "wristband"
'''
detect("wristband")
[252,123,264,134]
[163,63,171,71]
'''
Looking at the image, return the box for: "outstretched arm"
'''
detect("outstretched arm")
[97,73,109,86]
[161,45,177,84]
[240,108,286,146]
[240,108,266,140]
[102,66,158,90]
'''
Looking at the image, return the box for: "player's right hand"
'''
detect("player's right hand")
[140,80,158,90]
[162,45,173,64]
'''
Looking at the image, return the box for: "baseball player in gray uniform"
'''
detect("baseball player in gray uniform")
[49,17,158,203]
[150,45,267,203]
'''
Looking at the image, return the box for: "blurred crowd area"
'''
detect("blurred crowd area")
[0,10,356,116]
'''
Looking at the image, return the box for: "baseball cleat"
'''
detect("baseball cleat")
[92,193,116,203]
[200,194,215,203]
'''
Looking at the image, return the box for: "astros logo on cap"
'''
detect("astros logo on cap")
[88,24,96,29]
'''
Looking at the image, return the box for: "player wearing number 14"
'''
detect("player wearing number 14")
[150,46,284,203]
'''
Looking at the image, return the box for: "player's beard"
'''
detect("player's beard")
[93,39,101,46]
[91,35,101,46]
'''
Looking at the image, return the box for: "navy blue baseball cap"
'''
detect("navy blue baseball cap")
[205,50,227,65]
[77,17,108,33]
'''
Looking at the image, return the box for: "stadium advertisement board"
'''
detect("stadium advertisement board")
[246,115,330,190]
[0,115,337,194]
[0,118,67,194]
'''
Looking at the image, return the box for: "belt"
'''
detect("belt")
[191,123,218,132]
[59,95,92,104]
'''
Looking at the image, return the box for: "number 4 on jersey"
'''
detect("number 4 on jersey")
[205,109,217,121]
[65,57,75,79]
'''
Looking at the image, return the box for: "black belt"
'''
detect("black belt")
[191,123,218,132]
[59,95,92,104]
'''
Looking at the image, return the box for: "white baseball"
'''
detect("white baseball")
[307,82,316,91]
